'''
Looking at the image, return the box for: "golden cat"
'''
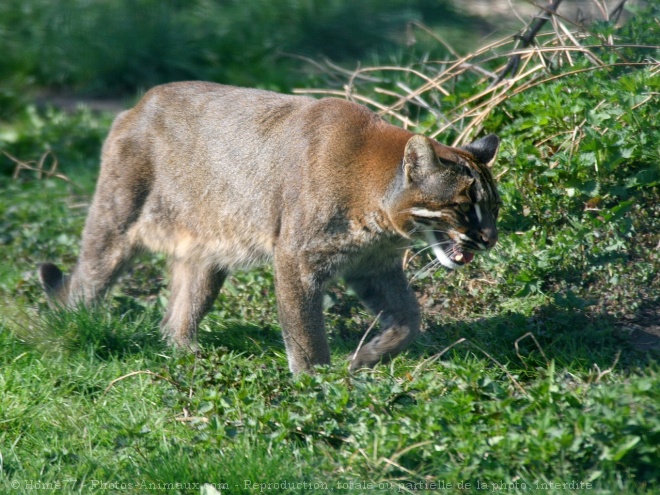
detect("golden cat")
[39,82,500,373]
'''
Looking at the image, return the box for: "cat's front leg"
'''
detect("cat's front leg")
[273,248,331,373]
[345,261,421,370]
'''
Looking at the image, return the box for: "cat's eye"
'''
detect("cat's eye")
[458,203,471,213]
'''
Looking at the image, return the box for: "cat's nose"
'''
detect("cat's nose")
[480,231,497,249]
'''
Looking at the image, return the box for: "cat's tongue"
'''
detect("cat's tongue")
[453,247,474,264]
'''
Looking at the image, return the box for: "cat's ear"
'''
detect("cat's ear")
[462,134,499,166]
[404,135,438,182]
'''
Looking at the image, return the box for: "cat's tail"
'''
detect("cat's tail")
[38,263,70,307]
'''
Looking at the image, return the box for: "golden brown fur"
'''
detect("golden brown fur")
[39,82,500,373]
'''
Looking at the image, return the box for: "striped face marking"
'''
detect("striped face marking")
[408,208,448,219]
[410,201,496,270]
[474,204,482,223]
[401,135,500,271]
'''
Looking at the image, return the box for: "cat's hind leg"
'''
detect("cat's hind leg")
[160,259,227,348]
[39,129,151,307]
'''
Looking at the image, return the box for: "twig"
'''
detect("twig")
[459,62,499,80]
[175,415,209,423]
[279,52,346,85]
[389,440,434,462]
[350,311,383,369]
[377,35,517,116]
[493,0,565,85]
[551,16,574,67]
[381,456,418,477]
[591,0,609,20]
[620,93,657,116]
[556,20,605,66]
[407,20,461,59]
[609,0,628,23]
[348,65,450,97]
[467,340,527,395]
[412,337,466,376]
[324,58,383,83]
[5,149,74,185]
[495,167,510,181]
[103,370,180,395]
[413,337,527,395]
[593,350,622,383]
[514,332,549,368]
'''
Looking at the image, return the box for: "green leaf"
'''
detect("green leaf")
[612,436,641,461]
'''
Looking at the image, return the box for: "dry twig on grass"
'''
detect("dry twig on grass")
[5,149,73,184]
[103,370,181,395]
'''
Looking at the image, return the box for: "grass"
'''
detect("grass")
[1,5,660,495]
[0,0,482,97]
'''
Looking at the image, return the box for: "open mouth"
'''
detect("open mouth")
[423,231,474,269]
[450,243,475,265]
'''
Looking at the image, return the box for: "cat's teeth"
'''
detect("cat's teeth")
[454,253,464,262]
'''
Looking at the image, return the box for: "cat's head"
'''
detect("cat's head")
[390,134,501,270]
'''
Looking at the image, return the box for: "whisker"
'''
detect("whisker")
[406,225,421,237]
[405,247,435,267]
[419,245,458,275]
[430,260,446,278]
[406,240,452,266]
[409,258,441,286]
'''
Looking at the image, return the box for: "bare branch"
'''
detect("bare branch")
[493,0,565,85]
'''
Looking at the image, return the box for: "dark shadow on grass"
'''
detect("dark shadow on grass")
[14,292,282,363]
[326,289,657,375]
[20,281,656,372]
[624,298,660,353]
[197,318,284,356]
[409,301,656,375]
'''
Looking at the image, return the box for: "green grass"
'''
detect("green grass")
[1,307,658,494]
[0,0,482,97]
[1,8,660,495]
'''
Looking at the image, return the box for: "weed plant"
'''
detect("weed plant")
[1,4,659,495]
